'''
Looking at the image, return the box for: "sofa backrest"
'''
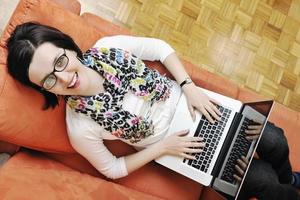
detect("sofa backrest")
[0,0,102,153]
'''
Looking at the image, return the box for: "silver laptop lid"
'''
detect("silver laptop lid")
[235,100,274,200]
[212,100,274,199]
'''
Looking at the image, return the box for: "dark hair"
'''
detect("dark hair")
[6,22,83,110]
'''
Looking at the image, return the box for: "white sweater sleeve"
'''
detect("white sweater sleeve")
[94,35,175,63]
[66,106,128,179]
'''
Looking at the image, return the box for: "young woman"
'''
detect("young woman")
[6,22,300,199]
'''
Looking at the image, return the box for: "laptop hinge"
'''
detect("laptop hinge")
[211,112,243,178]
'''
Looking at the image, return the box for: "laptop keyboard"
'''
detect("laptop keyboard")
[221,117,253,183]
[183,105,232,173]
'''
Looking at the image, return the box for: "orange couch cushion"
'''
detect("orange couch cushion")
[0,63,73,153]
[45,140,204,200]
[0,0,103,153]
[0,151,161,200]
[0,141,19,155]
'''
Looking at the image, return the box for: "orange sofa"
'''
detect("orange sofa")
[0,0,299,200]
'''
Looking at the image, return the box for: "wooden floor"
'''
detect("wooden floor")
[1,0,300,112]
[80,0,300,112]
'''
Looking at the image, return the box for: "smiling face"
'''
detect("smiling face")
[28,42,93,96]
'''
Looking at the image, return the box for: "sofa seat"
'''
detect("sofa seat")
[0,150,162,200]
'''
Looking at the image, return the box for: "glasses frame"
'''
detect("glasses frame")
[41,49,69,90]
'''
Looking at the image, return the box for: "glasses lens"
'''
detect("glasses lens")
[55,55,68,71]
[43,74,57,90]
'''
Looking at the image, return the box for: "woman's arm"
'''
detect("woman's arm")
[124,130,204,174]
[163,53,221,123]
[95,35,221,123]
[67,107,204,178]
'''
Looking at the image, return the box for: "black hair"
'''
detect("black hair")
[6,22,83,110]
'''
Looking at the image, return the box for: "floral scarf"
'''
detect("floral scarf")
[65,47,172,143]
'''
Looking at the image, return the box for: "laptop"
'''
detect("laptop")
[155,87,274,199]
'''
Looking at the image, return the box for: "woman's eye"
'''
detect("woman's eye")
[55,56,68,70]
[43,75,56,89]
[56,59,63,68]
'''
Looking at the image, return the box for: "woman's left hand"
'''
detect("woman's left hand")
[182,83,221,123]
[245,123,263,140]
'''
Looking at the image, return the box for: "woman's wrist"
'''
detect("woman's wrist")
[179,77,193,87]
[181,81,196,93]
[153,140,167,156]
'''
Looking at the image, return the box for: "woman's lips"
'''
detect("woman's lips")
[67,72,80,89]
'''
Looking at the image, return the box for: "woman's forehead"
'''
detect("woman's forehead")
[28,42,61,83]
[33,42,60,60]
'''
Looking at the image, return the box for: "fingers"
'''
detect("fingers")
[240,156,249,165]
[210,102,222,117]
[234,156,249,182]
[180,152,196,160]
[246,135,259,140]
[245,125,262,140]
[247,125,263,130]
[199,107,215,124]
[179,135,205,159]
[175,129,190,136]
[183,140,205,148]
[187,94,222,123]
[233,174,242,183]
[236,157,248,170]
[199,100,221,123]
[205,104,221,121]
[209,98,221,106]
[245,129,260,135]
[183,147,204,154]
[188,103,196,121]
[180,144,205,160]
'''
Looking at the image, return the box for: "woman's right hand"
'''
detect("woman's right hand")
[158,129,205,160]
[233,156,249,183]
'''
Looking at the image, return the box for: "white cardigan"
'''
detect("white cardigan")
[66,35,182,179]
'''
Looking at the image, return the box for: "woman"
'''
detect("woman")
[6,22,300,199]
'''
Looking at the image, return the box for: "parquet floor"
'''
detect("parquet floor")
[80,0,300,112]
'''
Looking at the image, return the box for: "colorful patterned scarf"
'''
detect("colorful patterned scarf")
[65,47,172,143]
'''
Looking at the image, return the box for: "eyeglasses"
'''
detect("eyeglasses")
[41,49,69,90]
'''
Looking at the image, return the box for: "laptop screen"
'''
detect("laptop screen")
[212,100,274,200]
[235,100,274,200]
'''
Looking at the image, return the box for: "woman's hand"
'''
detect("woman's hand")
[233,156,249,183]
[182,83,221,123]
[245,123,263,140]
[158,129,205,160]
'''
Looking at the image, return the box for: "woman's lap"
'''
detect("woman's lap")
[238,122,299,200]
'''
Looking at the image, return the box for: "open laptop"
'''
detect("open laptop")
[155,87,274,199]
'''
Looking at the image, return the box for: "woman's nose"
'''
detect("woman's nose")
[54,71,71,85]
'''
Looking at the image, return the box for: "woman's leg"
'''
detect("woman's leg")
[256,122,293,183]
[239,159,300,200]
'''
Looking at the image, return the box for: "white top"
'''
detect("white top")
[66,35,182,179]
